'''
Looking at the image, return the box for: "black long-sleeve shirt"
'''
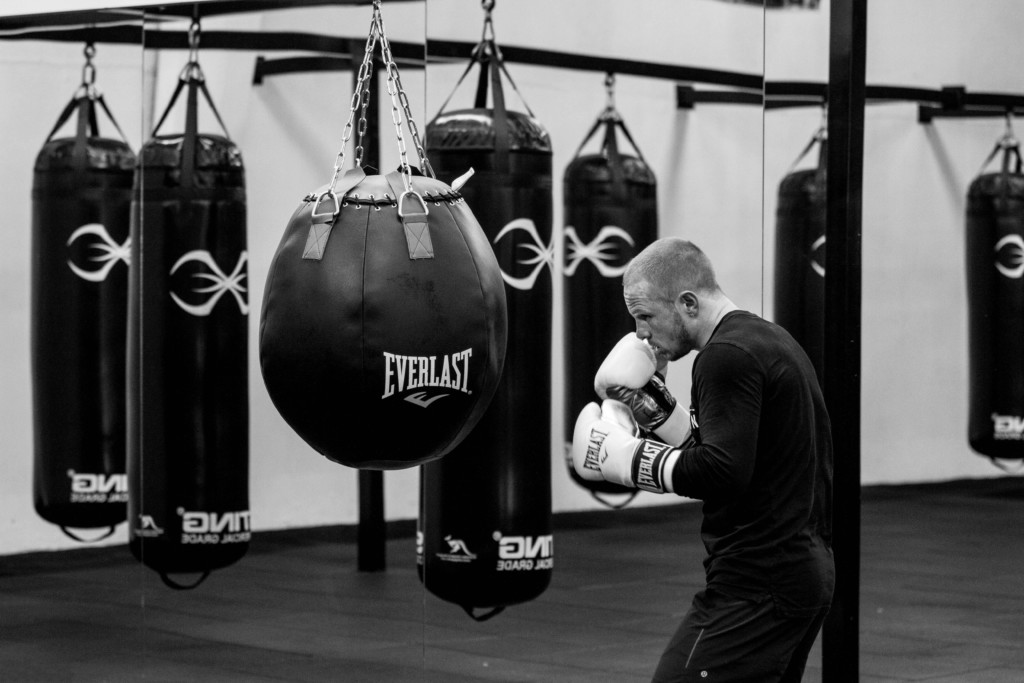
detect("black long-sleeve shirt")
[672,310,834,616]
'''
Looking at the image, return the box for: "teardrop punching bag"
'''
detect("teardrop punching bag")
[32,46,134,541]
[127,47,250,588]
[774,124,827,381]
[259,5,506,470]
[966,129,1024,461]
[419,7,553,620]
[562,76,657,506]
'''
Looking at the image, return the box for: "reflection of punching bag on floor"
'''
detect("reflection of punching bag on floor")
[562,74,657,507]
[127,26,249,588]
[966,118,1024,462]
[260,3,506,470]
[32,45,133,541]
[419,1,553,620]
[774,116,827,381]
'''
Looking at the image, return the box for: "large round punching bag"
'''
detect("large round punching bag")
[259,4,506,470]
[562,83,657,505]
[127,57,249,588]
[259,165,507,468]
[31,52,134,540]
[419,26,554,619]
[774,127,827,381]
[966,133,1024,461]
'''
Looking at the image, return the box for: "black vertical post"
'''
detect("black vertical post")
[822,0,866,679]
[356,50,386,573]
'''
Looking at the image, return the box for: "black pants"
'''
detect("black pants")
[651,589,830,683]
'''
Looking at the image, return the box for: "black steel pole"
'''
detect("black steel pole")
[356,55,386,572]
[821,0,866,679]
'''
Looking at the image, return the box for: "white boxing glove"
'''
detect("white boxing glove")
[593,333,689,446]
[570,399,681,494]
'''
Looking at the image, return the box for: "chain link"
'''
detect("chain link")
[80,43,97,98]
[377,12,433,183]
[352,36,376,168]
[327,14,378,192]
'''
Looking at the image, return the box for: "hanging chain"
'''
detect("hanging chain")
[376,5,433,187]
[351,28,378,169]
[80,43,97,99]
[324,0,433,195]
[326,13,378,192]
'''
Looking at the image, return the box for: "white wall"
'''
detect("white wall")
[1,0,1016,556]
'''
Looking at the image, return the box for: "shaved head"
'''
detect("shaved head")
[623,238,720,302]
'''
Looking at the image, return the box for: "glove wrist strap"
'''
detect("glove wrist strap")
[632,441,681,494]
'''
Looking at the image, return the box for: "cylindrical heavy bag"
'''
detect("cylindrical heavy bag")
[419,33,553,619]
[562,98,657,506]
[774,129,827,381]
[127,63,249,587]
[966,136,1024,461]
[31,67,134,540]
[259,167,507,469]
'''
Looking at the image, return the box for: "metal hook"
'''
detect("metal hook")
[481,0,496,42]
[816,102,829,141]
[604,72,616,109]
[1001,109,1018,148]
[187,19,201,64]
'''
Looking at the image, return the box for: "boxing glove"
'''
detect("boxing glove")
[593,333,689,446]
[571,399,680,494]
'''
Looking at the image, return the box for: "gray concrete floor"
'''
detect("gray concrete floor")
[2,478,1024,681]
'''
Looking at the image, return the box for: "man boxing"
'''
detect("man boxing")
[571,237,834,682]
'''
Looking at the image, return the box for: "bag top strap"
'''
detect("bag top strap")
[44,43,134,166]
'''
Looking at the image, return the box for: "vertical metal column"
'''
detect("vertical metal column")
[356,51,386,572]
[822,0,866,679]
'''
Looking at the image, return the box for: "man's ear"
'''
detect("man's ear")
[677,291,699,318]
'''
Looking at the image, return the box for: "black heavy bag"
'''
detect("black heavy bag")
[127,52,250,588]
[966,129,1024,461]
[31,47,134,540]
[419,10,554,619]
[259,4,506,470]
[562,76,657,506]
[774,124,827,381]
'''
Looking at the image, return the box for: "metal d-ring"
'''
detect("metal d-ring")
[311,191,340,219]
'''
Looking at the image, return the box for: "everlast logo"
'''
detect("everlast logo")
[635,441,669,491]
[381,348,473,399]
[992,413,1024,440]
[584,428,608,471]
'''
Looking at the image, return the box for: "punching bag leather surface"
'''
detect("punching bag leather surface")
[419,35,553,618]
[967,139,1024,460]
[259,168,507,470]
[562,103,657,502]
[774,135,826,381]
[127,66,249,585]
[32,86,134,538]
